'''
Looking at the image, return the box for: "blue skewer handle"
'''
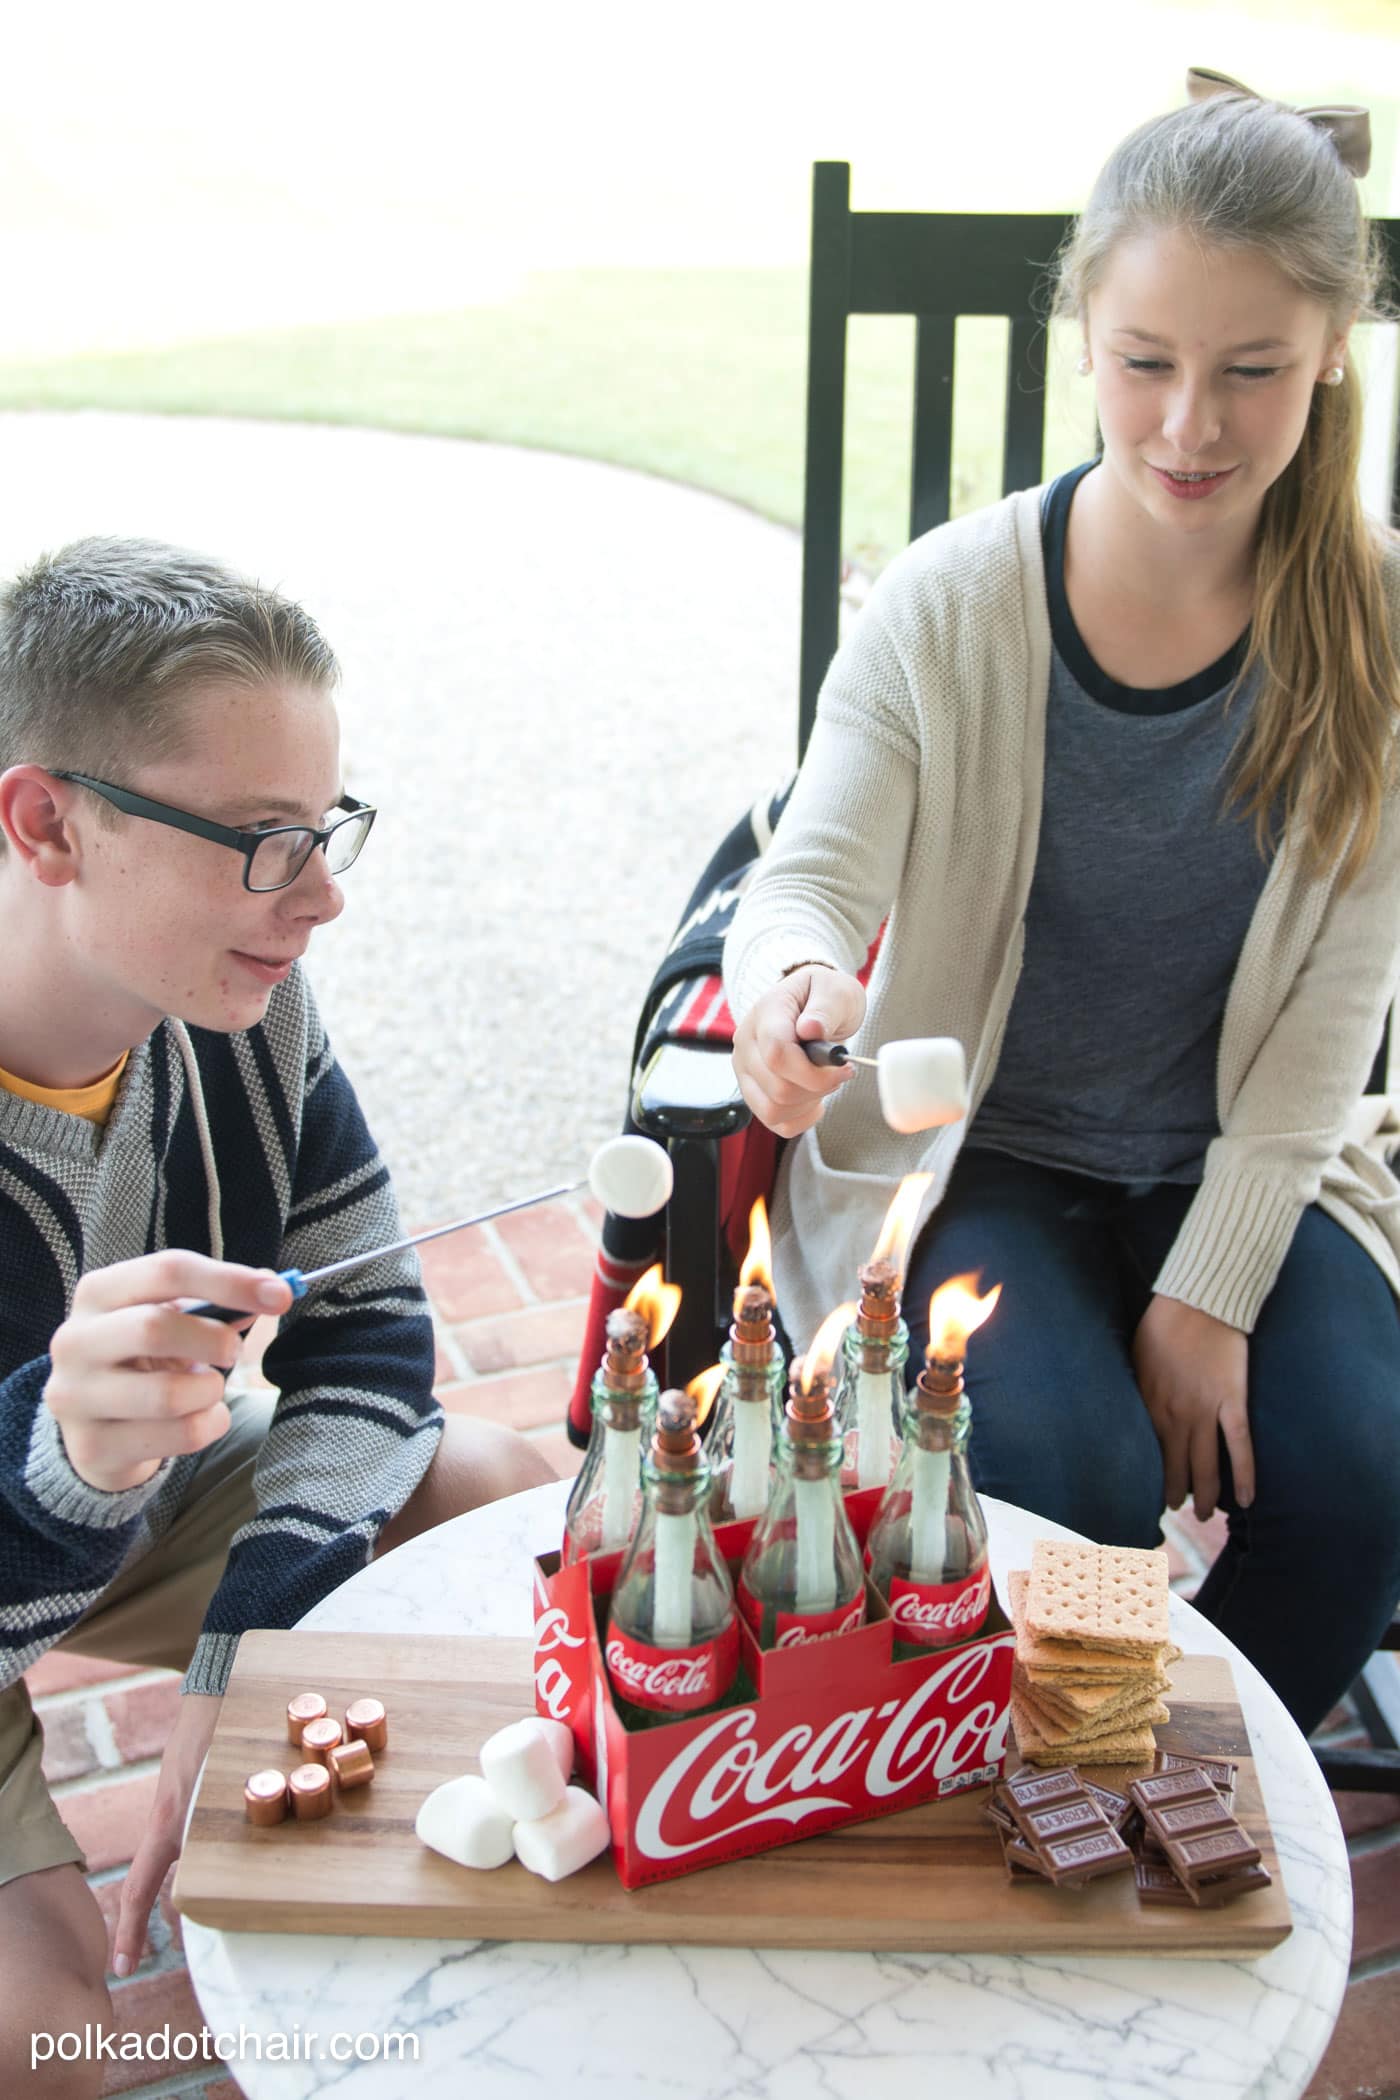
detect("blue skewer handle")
[185,1272,310,1323]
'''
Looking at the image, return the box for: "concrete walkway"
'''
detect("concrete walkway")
[0,410,800,1222]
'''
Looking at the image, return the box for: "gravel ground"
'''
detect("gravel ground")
[0,412,799,1220]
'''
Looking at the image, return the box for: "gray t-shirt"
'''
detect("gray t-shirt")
[970,465,1272,1184]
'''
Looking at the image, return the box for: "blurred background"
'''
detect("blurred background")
[0,0,1396,1212]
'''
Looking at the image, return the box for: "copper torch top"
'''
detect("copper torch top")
[730,1281,776,1368]
[602,1307,650,1392]
[915,1349,965,1417]
[856,1257,900,1341]
[784,1365,837,1446]
[652,1389,701,1474]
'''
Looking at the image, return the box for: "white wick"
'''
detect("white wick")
[730,1397,772,1519]
[794,1477,836,1613]
[910,1446,950,1582]
[855,1369,893,1489]
[653,1508,696,1645]
[602,1423,640,1551]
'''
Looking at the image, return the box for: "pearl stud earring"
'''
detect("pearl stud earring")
[1322,366,1345,386]
[1076,354,1092,376]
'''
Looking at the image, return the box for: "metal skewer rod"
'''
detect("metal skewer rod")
[801,1041,878,1070]
[187,1179,581,1322]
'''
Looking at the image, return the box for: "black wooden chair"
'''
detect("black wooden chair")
[627,167,1074,1388]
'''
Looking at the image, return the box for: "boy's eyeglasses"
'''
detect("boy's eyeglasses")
[52,772,377,893]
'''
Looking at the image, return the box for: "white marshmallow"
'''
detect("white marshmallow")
[876,1037,968,1135]
[513,1785,611,1882]
[589,1134,674,1219]
[479,1717,570,1823]
[415,1774,515,1870]
[535,1716,575,1784]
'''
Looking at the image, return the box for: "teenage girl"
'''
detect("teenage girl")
[725,69,1400,1734]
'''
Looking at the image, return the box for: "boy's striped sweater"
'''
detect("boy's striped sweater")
[0,967,440,1696]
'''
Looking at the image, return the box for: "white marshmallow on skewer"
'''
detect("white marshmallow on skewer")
[589,1135,674,1219]
[479,1717,570,1823]
[415,1774,515,1870]
[875,1038,968,1136]
[514,1785,612,1882]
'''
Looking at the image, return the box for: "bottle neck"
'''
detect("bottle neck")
[777,1426,843,1482]
[591,1367,658,1438]
[900,1391,970,1454]
[644,1452,711,1515]
[843,1320,909,1375]
[720,1340,785,1408]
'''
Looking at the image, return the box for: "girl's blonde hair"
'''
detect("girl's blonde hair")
[1054,86,1399,886]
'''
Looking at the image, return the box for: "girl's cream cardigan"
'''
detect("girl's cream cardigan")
[724,485,1400,1352]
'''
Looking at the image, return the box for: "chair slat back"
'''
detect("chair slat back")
[799,159,1400,761]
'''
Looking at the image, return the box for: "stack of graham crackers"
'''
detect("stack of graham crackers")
[1007,1541,1180,1766]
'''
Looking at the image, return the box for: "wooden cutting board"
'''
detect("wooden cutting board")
[173,1630,1292,1957]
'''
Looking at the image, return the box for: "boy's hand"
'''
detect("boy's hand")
[1132,1294,1254,1523]
[732,966,867,1137]
[110,1691,222,1977]
[44,1252,293,1493]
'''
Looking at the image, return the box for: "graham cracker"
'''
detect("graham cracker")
[1025,1540,1170,1652]
[1010,1692,1159,1767]
[1011,1668,1169,1745]
[1016,1664,1171,1727]
[1007,1570,1177,1677]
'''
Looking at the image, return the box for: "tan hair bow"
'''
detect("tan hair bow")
[1187,64,1371,178]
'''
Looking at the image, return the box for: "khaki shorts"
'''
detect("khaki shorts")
[0,1386,275,1889]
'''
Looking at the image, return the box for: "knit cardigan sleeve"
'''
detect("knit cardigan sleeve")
[1154,780,1400,1330]
[725,596,923,1020]
[183,1002,441,1696]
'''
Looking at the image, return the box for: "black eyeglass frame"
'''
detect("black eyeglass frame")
[51,772,377,893]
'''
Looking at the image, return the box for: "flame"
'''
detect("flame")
[624,1264,682,1350]
[797,1300,859,1393]
[926,1272,1002,1362]
[736,1196,774,1312]
[870,1172,934,1281]
[686,1364,726,1430]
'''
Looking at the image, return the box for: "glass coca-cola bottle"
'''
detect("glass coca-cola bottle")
[737,1356,866,1649]
[562,1308,658,1565]
[833,1258,907,1491]
[866,1327,991,1657]
[708,1281,786,1525]
[605,1391,743,1729]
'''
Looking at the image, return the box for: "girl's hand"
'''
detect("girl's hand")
[731,965,867,1137]
[1132,1294,1253,1522]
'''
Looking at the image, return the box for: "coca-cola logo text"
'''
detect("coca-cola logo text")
[606,1641,715,1702]
[634,1640,1010,1860]
[890,1569,991,1638]
[775,1603,865,1648]
[534,1602,586,1722]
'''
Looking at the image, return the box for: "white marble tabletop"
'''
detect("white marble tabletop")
[182,1481,1352,2100]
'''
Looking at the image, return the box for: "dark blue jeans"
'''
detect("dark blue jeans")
[903,1145,1400,1737]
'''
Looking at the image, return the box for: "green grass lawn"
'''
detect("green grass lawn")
[0,269,1099,570]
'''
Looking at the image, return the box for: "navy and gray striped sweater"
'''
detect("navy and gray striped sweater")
[0,967,441,1697]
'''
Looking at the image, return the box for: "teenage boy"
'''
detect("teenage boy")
[0,539,552,2097]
